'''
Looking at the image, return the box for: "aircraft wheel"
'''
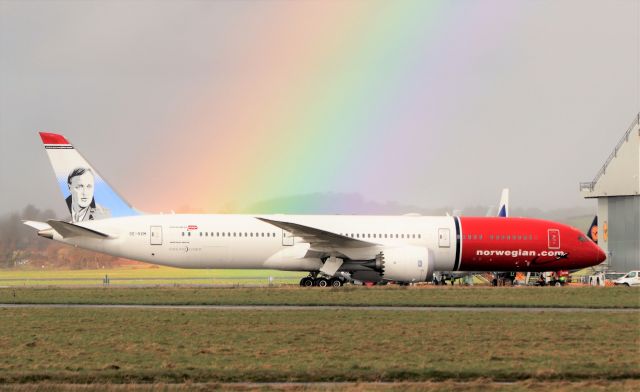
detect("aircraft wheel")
[329,278,343,288]
[300,277,314,287]
[316,278,329,288]
[554,281,562,287]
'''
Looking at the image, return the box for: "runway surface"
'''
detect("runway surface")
[1,304,637,312]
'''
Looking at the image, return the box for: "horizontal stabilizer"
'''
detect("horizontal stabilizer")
[47,219,111,239]
[22,220,52,231]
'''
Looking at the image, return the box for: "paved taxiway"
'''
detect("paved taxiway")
[1,304,637,312]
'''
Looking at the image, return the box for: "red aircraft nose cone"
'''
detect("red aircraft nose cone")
[595,245,606,263]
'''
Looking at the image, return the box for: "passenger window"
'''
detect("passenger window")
[182,232,184,237]
[418,234,421,239]
[489,235,493,240]
[479,235,482,240]
[205,232,208,237]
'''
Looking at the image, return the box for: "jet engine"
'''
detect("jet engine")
[379,246,434,283]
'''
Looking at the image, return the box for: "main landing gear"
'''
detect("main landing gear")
[299,272,345,287]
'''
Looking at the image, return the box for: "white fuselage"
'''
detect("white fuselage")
[53,214,458,272]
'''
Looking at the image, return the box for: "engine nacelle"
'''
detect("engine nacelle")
[380,246,434,283]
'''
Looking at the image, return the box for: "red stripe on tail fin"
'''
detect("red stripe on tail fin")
[39,132,70,145]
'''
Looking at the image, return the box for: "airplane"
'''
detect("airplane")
[435,188,510,285]
[24,132,607,287]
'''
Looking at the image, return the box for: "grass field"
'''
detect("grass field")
[1,287,638,390]
[0,267,305,286]
[1,286,639,308]
[0,307,638,386]
[2,381,640,391]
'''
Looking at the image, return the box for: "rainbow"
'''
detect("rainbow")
[135,1,522,214]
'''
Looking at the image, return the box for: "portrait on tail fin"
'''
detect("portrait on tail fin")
[65,167,110,222]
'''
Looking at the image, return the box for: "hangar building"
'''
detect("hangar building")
[580,113,640,273]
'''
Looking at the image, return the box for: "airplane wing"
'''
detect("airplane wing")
[47,220,112,239]
[256,217,382,259]
[257,217,375,248]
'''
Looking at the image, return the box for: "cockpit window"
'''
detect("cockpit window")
[578,235,588,242]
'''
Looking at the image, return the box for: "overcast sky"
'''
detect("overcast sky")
[1,0,638,217]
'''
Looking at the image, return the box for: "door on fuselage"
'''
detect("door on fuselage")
[548,229,560,249]
[282,230,294,246]
[438,228,450,248]
[150,226,162,245]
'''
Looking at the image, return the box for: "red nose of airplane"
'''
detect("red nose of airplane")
[594,244,607,264]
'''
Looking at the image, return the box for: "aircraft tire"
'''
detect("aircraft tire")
[329,278,343,288]
[300,277,314,287]
[316,278,329,288]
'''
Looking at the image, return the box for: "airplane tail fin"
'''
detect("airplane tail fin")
[497,188,509,218]
[39,132,140,223]
[586,216,598,244]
